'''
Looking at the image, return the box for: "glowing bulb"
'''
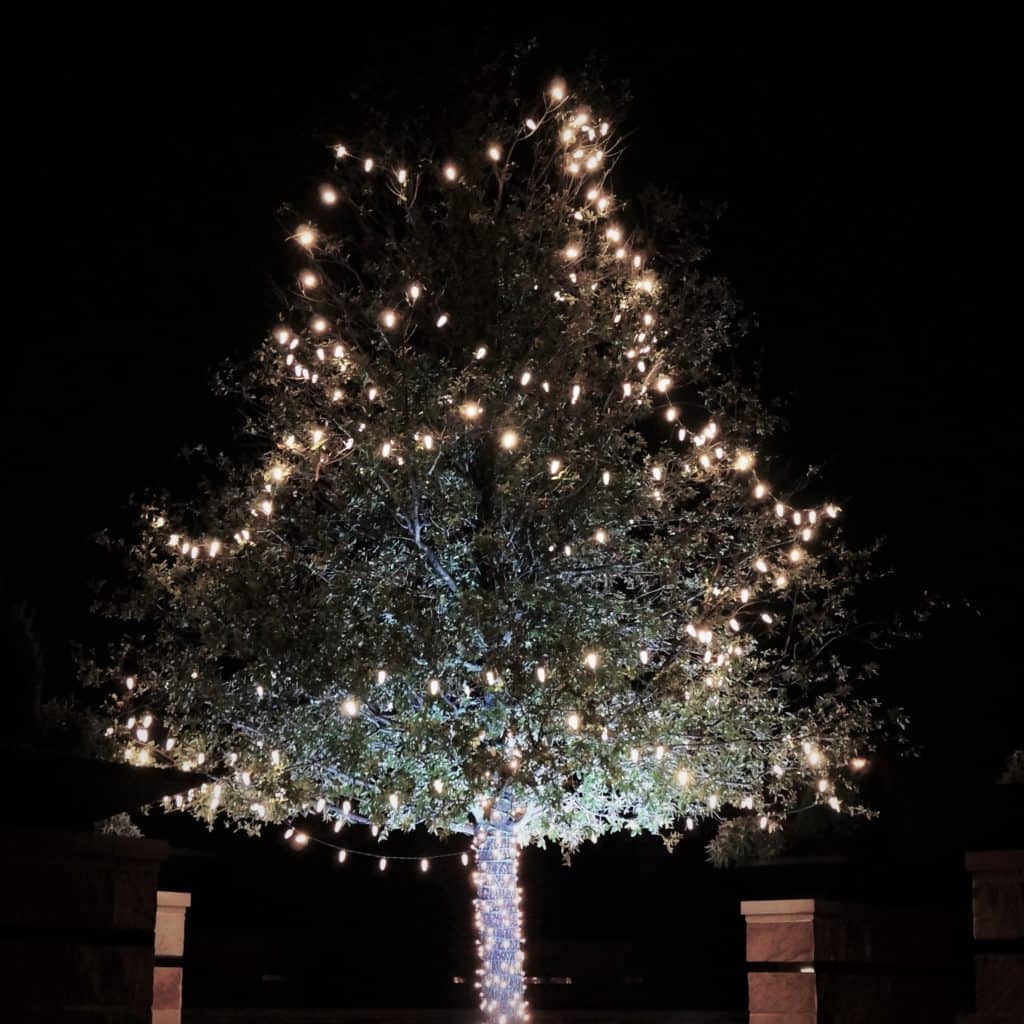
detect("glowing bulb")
[567,713,580,731]
[594,529,608,544]
[520,371,532,386]
[260,500,273,516]
[422,434,434,451]
[602,470,610,485]
[500,430,519,450]
[630,748,640,764]
[461,402,482,420]
[606,226,622,243]
[208,540,221,557]
[421,858,430,872]
[337,850,347,863]
[388,792,399,809]
[319,185,337,205]
[549,458,562,475]
[564,245,579,260]
[536,667,547,683]
[549,79,566,102]
[443,163,458,181]
[850,757,868,771]
[299,271,318,289]
[407,283,421,302]
[436,313,449,328]
[428,678,441,696]
[789,547,804,563]
[474,345,488,360]
[296,226,316,248]
[379,857,387,871]
[656,376,672,393]
[364,158,374,173]
[381,310,397,329]
[487,144,501,162]
[585,652,599,671]
[433,779,444,794]
[397,168,408,185]
[334,144,348,159]
[677,768,690,786]
[342,698,359,717]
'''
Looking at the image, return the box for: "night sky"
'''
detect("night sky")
[8,23,1017,1011]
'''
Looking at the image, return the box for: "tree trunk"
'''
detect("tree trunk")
[473,816,527,1023]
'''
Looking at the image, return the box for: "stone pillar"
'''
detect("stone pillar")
[741,898,953,1024]
[153,891,191,1024]
[1,826,168,1024]
[963,850,1023,1024]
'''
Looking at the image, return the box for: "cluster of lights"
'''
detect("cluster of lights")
[473,823,528,1022]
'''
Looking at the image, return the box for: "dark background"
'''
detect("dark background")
[6,20,1017,1012]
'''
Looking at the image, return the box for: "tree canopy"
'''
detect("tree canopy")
[91,70,894,862]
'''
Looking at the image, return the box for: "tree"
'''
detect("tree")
[92,71,896,1022]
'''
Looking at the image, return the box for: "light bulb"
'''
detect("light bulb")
[500,430,519,450]
[319,185,337,205]
[443,163,458,181]
[487,144,501,162]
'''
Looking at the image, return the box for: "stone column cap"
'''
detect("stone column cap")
[156,890,192,908]
[965,849,1024,872]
